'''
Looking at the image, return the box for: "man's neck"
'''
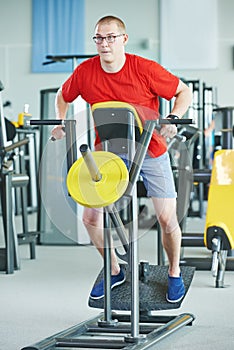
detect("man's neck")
[101,54,126,73]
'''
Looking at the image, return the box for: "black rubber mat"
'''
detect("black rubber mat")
[89,264,195,311]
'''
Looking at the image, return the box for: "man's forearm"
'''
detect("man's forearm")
[171,81,193,118]
[55,88,69,120]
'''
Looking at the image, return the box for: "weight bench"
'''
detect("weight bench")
[22,102,195,349]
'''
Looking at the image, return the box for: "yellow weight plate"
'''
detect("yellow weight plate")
[67,151,129,208]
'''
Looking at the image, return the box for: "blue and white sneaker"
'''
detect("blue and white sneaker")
[90,269,126,300]
[166,274,185,303]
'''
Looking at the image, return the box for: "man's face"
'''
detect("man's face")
[94,21,127,64]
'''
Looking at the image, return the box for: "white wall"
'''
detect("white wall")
[85,0,160,59]
[174,0,234,106]
[0,0,69,119]
[0,0,234,120]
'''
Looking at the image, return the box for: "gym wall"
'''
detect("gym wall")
[0,0,234,120]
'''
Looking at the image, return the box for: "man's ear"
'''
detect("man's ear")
[123,34,129,45]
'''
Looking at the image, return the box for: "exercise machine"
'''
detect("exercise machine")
[204,149,234,287]
[0,81,38,273]
[180,107,234,287]
[22,103,195,349]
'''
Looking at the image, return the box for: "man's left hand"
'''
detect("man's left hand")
[160,124,177,138]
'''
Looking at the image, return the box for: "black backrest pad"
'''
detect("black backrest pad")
[92,108,141,154]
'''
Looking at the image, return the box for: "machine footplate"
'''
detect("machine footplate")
[89,264,195,311]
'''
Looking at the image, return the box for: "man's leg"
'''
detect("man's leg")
[82,207,120,275]
[83,207,125,299]
[152,197,185,302]
[151,197,181,276]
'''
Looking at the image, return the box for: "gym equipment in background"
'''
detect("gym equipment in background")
[22,104,195,350]
[38,54,95,245]
[160,80,218,219]
[179,107,234,287]
[0,81,38,273]
[38,88,91,245]
[204,150,234,287]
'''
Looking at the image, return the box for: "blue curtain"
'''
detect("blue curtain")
[32,0,85,73]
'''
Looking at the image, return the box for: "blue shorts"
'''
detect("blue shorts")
[120,152,177,198]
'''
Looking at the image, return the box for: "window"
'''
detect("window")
[32,0,85,73]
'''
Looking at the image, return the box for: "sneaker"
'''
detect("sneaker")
[90,269,126,300]
[166,274,185,303]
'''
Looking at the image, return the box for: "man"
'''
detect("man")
[52,15,192,303]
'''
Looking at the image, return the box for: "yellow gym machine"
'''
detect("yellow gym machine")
[179,106,234,288]
[22,103,195,349]
[204,149,234,287]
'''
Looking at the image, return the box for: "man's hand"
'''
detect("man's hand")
[160,123,177,139]
[51,125,65,140]
[52,88,69,140]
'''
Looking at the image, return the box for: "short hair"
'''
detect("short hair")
[95,15,126,33]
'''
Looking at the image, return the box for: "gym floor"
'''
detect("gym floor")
[1,212,234,350]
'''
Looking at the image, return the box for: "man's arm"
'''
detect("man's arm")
[160,80,193,138]
[55,88,69,119]
[51,88,69,139]
[170,79,193,118]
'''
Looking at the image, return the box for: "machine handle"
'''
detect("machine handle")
[159,118,194,125]
[29,119,65,126]
[80,144,102,182]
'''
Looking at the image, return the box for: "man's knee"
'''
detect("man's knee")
[82,208,102,228]
[159,214,180,235]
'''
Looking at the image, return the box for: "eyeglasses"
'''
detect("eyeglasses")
[93,34,125,44]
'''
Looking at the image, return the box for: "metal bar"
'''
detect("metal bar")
[79,144,102,182]
[125,120,156,197]
[30,119,65,126]
[125,118,193,196]
[65,120,77,172]
[181,233,205,247]
[128,188,140,339]
[3,138,29,153]
[100,141,118,326]
[55,337,125,349]
[216,250,228,288]
[164,118,193,124]
[103,208,113,323]
[20,314,104,350]
[21,312,195,350]
[1,173,15,273]
[0,82,8,148]
[127,112,140,340]
[214,107,234,149]
[29,119,77,174]
[131,313,195,350]
[45,54,96,61]
[108,205,129,252]
[114,314,177,324]
[87,324,158,334]
[222,108,233,149]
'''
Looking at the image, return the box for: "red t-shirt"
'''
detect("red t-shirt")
[62,53,179,157]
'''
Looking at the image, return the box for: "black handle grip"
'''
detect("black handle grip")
[174,134,186,142]
[30,119,65,126]
[160,118,193,125]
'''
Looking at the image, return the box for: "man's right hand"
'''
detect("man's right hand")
[51,125,66,140]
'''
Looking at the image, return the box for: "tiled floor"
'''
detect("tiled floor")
[1,211,234,349]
